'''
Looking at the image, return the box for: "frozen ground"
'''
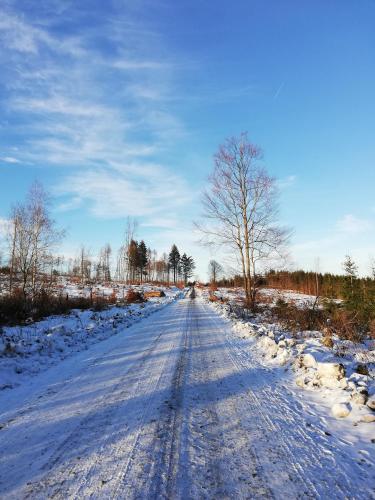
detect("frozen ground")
[0,291,374,499]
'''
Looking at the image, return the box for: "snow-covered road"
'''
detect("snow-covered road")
[0,296,373,499]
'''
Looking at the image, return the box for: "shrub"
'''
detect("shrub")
[0,291,93,326]
[271,300,325,332]
[328,308,366,343]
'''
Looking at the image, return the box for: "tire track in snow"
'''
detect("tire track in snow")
[0,300,187,499]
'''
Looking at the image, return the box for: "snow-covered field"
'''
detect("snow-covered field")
[0,284,183,391]
[0,288,373,498]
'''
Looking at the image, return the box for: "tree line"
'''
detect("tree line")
[0,182,196,299]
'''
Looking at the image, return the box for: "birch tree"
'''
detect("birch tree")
[8,182,64,296]
[197,133,289,309]
[208,260,223,285]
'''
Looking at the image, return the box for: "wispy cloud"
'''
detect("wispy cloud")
[56,164,190,220]
[0,156,20,164]
[336,214,372,234]
[278,175,296,189]
[0,2,191,229]
[0,217,9,236]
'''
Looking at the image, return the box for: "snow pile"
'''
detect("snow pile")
[203,288,375,427]
[0,286,184,391]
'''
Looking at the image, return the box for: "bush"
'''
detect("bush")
[271,301,325,332]
[0,290,99,326]
[328,308,367,343]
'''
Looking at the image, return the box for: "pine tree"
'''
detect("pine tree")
[138,240,148,282]
[168,244,180,284]
[180,253,195,285]
[128,240,139,282]
[342,255,361,311]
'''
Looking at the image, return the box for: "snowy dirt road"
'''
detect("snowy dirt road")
[0,296,373,499]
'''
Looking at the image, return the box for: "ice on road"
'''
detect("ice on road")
[0,296,373,499]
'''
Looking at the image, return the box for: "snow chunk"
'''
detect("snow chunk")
[331,403,351,418]
[316,362,346,388]
[258,336,278,357]
[360,414,375,423]
[298,353,317,369]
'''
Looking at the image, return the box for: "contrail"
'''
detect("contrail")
[273,81,285,100]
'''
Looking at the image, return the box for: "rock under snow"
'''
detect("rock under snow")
[298,353,317,369]
[366,397,375,411]
[360,414,375,423]
[331,403,351,419]
[317,362,345,380]
[296,376,307,388]
[351,390,368,406]
[258,336,278,357]
[316,362,346,388]
[278,350,290,366]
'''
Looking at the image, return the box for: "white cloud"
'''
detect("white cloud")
[0,217,9,236]
[112,59,168,71]
[278,175,296,189]
[0,156,20,163]
[56,164,190,221]
[12,96,109,117]
[0,2,198,265]
[141,217,180,229]
[336,214,372,234]
[0,11,48,54]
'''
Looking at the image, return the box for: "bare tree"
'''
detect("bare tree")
[115,217,137,282]
[79,246,92,284]
[208,259,223,285]
[7,182,64,296]
[197,133,289,309]
[97,244,112,282]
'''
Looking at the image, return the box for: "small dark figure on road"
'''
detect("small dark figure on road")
[190,287,196,299]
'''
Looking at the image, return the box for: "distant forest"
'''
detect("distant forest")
[218,268,375,301]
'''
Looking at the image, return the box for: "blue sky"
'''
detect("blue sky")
[0,0,374,279]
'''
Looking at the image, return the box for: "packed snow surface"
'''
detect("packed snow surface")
[0,292,374,499]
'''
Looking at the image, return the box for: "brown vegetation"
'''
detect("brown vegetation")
[126,289,146,304]
[0,290,102,326]
[144,290,166,298]
[267,298,369,343]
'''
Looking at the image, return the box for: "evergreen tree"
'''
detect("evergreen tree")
[168,244,180,284]
[128,240,139,282]
[342,255,358,309]
[180,253,195,285]
[138,240,148,282]
[342,255,361,311]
